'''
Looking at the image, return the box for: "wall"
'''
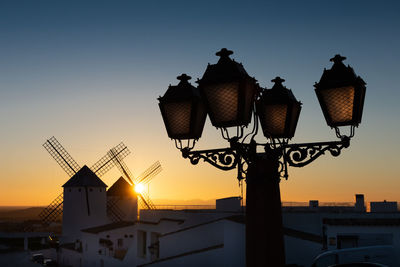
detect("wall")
[325,225,400,264]
[63,186,107,243]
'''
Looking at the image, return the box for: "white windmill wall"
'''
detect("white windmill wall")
[118,197,138,222]
[62,186,107,243]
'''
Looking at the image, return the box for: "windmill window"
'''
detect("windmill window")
[106,235,110,238]
[99,189,102,192]
[124,234,128,238]
[69,189,71,192]
[129,234,133,238]
[89,188,93,192]
[78,188,81,192]
[137,230,147,258]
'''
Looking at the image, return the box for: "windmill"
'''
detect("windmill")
[108,146,162,211]
[39,136,130,224]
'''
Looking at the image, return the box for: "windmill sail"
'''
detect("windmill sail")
[91,142,130,177]
[138,190,156,210]
[41,139,130,223]
[110,155,162,210]
[39,192,63,223]
[43,137,80,177]
[107,198,126,222]
[136,161,162,185]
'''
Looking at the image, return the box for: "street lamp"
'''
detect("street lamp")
[158,74,207,148]
[158,49,366,266]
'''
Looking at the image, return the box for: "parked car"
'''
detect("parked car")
[311,246,397,267]
[329,263,388,267]
[31,253,44,264]
[43,258,58,266]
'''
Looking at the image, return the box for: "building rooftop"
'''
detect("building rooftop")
[107,177,135,197]
[81,218,185,234]
[323,218,400,226]
[63,165,107,188]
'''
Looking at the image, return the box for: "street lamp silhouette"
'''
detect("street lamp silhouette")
[158,49,366,266]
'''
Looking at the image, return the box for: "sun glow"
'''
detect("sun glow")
[134,183,145,194]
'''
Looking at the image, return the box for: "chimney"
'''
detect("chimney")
[355,194,366,212]
[309,200,319,210]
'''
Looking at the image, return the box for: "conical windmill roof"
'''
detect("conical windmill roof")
[63,165,107,188]
[107,177,135,197]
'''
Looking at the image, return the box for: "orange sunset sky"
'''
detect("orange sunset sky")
[0,1,399,206]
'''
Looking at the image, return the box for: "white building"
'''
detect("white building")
[53,188,400,267]
[62,165,108,244]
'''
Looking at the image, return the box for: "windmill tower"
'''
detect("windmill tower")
[106,146,162,221]
[39,137,130,243]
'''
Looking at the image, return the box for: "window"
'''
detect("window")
[137,230,147,258]
[337,235,358,249]
[117,238,123,248]
[89,188,93,192]
[78,188,81,192]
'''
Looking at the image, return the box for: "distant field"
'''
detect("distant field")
[0,207,44,222]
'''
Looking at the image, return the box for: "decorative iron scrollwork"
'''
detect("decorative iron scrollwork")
[284,137,350,168]
[181,148,239,171]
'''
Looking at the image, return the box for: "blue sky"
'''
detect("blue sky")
[0,1,399,205]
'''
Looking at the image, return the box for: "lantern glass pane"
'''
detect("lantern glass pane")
[320,86,355,124]
[203,82,239,125]
[193,101,207,136]
[163,102,192,136]
[261,104,287,136]
[288,103,301,137]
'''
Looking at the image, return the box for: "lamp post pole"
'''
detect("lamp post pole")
[246,153,284,266]
[158,49,365,266]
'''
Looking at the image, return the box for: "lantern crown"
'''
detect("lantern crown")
[198,48,254,85]
[316,54,366,90]
[161,73,200,101]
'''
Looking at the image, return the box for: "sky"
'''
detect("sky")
[0,0,399,206]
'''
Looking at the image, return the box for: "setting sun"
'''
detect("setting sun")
[134,183,145,194]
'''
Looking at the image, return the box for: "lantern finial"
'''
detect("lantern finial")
[177,73,191,83]
[271,77,285,86]
[216,48,233,59]
[330,54,346,64]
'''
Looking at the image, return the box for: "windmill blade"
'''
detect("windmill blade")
[109,147,134,185]
[39,192,64,223]
[138,191,156,210]
[136,161,162,185]
[43,136,80,177]
[90,142,130,177]
[107,198,126,222]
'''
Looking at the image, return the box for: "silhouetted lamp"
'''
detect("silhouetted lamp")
[197,48,257,129]
[315,54,366,128]
[158,74,207,140]
[158,49,367,266]
[256,77,302,139]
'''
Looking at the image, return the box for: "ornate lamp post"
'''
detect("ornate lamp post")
[158,49,366,266]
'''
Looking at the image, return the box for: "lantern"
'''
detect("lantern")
[197,48,257,129]
[256,77,302,139]
[315,55,366,128]
[158,74,207,140]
